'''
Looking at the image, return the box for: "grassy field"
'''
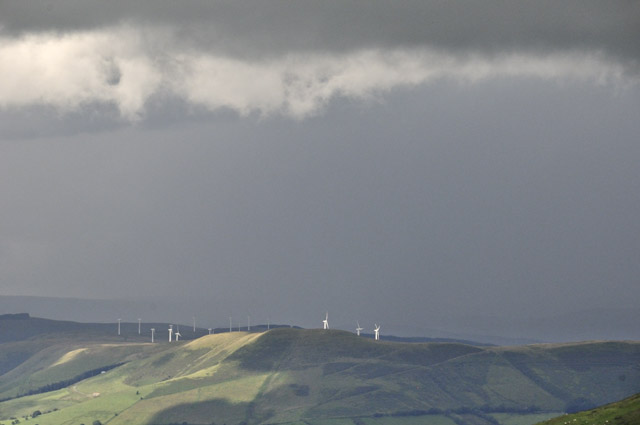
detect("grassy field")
[0,327,638,425]
[537,392,640,425]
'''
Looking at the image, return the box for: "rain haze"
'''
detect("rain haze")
[1,0,639,343]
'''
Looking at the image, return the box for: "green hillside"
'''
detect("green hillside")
[0,327,638,425]
[538,392,640,425]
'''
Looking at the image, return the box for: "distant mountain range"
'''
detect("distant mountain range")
[2,296,639,345]
[0,314,639,425]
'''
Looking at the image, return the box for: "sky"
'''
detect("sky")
[1,1,639,338]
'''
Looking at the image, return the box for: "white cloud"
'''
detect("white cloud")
[0,28,162,120]
[0,26,632,120]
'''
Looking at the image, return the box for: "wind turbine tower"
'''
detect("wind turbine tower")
[151,328,155,343]
[248,315,251,332]
[193,316,196,333]
[208,328,212,335]
[322,312,329,330]
[175,326,182,341]
[229,316,232,333]
[356,322,363,336]
[138,318,141,335]
[374,324,380,341]
[168,324,173,342]
[117,318,121,336]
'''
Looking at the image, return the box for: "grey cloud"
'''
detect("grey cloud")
[0,34,629,121]
[102,57,122,86]
[1,0,639,64]
[1,1,636,120]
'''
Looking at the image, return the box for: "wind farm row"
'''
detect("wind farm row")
[114,311,383,342]
[322,312,381,340]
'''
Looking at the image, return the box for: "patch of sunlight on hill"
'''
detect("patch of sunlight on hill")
[117,333,264,387]
[76,374,137,396]
[185,331,262,350]
[182,332,263,377]
[51,348,88,367]
[25,343,149,390]
[28,386,144,425]
[108,373,271,425]
[0,373,157,425]
[193,372,269,402]
[177,360,223,379]
[0,388,82,422]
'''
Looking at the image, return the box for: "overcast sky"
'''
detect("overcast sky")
[1,1,639,335]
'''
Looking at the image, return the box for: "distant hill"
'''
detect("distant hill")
[4,295,638,344]
[0,325,638,425]
[0,313,486,346]
[538,392,640,425]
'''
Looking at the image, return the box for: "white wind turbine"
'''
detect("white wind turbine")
[374,324,380,341]
[208,328,212,335]
[168,324,173,342]
[138,318,142,335]
[175,326,182,341]
[117,318,121,336]
[356,322,363,336]
[322,312,329,330]
[151,328,155,343]
[193,316,196,333]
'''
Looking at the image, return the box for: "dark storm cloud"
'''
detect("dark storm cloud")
[1,0,639,63]
[2,0,637,120]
